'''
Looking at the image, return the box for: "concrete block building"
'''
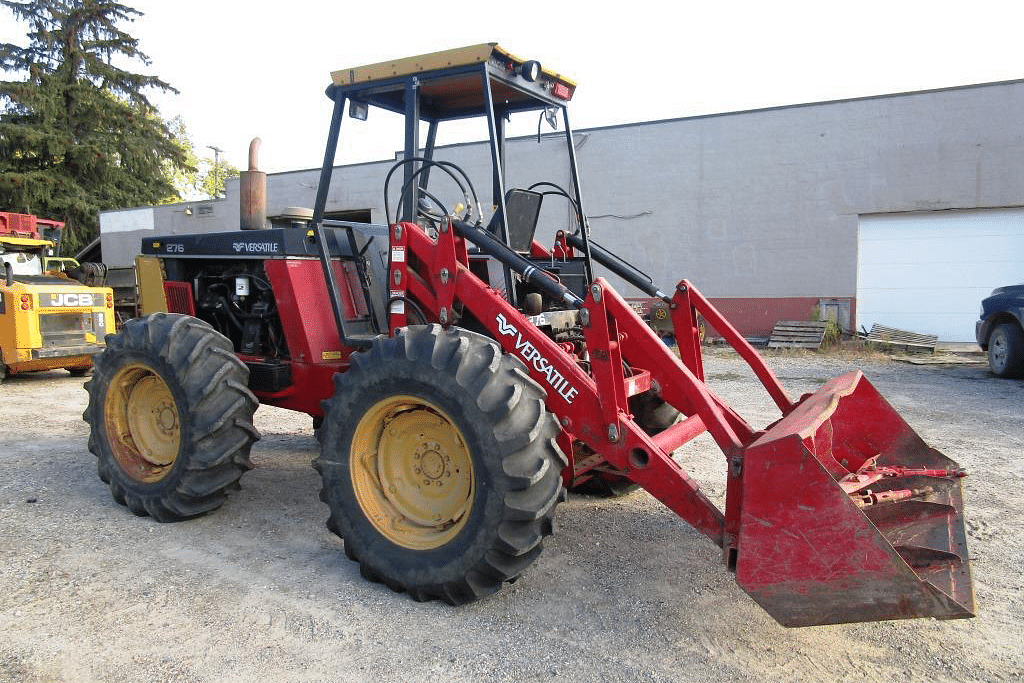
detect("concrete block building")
[100,79,1024,341]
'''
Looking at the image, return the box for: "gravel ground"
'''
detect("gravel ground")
[0,348,1021,683]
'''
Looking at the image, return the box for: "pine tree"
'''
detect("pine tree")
[0,0,191,253]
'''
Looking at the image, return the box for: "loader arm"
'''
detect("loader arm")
[390,219,729,544]
[390,215,974,627]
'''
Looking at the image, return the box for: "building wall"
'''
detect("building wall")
[99,201,224,268]
[99,80,1024,337]
[571,82,1024,301]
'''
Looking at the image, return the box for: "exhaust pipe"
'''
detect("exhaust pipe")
[240,138,267,230]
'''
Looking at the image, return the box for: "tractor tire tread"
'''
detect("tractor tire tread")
[315,324,564,605]
[83,313,260,522]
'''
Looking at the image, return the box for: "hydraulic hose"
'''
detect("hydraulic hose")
[450,219,584,309]
[565,233,670,302]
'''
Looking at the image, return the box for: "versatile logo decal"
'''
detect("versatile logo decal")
[496,314,517,337]
[496,313,579,404]
[231,242,280,254]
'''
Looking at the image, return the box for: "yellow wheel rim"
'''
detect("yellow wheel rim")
[351,395,475,550]
[104,364,181,483]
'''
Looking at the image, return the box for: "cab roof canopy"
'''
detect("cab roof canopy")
[328,43,576,120]
[0,236,52,249]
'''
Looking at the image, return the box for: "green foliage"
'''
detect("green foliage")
[821,319,841,347]
[809,305,842,348]
[157,115,198,204]
[0,0,193,254]
[200,156,239,200]
[158,117,239,202]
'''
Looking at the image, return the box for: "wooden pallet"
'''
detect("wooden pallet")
[767,321,828,349]
[865,324,938,353]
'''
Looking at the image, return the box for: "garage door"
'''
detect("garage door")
[858,209,1024,342]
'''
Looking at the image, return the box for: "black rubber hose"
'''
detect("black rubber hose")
[565,233,670,302]
[450,219,583,308]
[386,296,428,325]
[384,158,479,225]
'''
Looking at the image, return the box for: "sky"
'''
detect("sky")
[3,0,1024,176]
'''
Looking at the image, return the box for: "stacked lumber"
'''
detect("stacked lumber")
[865,324,937,353]
[768,321,828,349]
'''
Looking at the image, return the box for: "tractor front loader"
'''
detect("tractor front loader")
[83,44,973,627]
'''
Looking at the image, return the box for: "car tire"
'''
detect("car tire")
[988,322,1024,378]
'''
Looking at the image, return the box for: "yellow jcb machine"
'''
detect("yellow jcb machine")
[0,212,115,382]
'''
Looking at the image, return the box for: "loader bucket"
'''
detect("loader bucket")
[734,371,974,627]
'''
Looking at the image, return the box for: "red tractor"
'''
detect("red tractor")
[84,44,973,626]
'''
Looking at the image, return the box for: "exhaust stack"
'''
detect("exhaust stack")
[240,138,267,230]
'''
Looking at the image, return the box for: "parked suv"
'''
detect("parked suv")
[976,283,1024,378]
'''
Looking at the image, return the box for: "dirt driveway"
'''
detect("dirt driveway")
[1,349,1021,683]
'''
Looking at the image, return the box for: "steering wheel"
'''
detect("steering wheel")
[384,157,480,228]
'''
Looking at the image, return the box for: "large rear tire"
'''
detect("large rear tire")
[83,313,260,521]
[315,325,566,604]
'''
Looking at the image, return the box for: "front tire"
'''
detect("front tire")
[315,325,566,604]
[988,322,1024,378]
[83,313,260,521]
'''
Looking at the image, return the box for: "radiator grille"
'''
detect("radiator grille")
[164,281,196,315]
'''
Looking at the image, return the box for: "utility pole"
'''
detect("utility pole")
[207,145,223,199]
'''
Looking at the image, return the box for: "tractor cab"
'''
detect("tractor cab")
[1,239,47,279]
[0,213,79,282]
[322,44,578,241]
[1,213,49,281]
[312,44,640,333]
